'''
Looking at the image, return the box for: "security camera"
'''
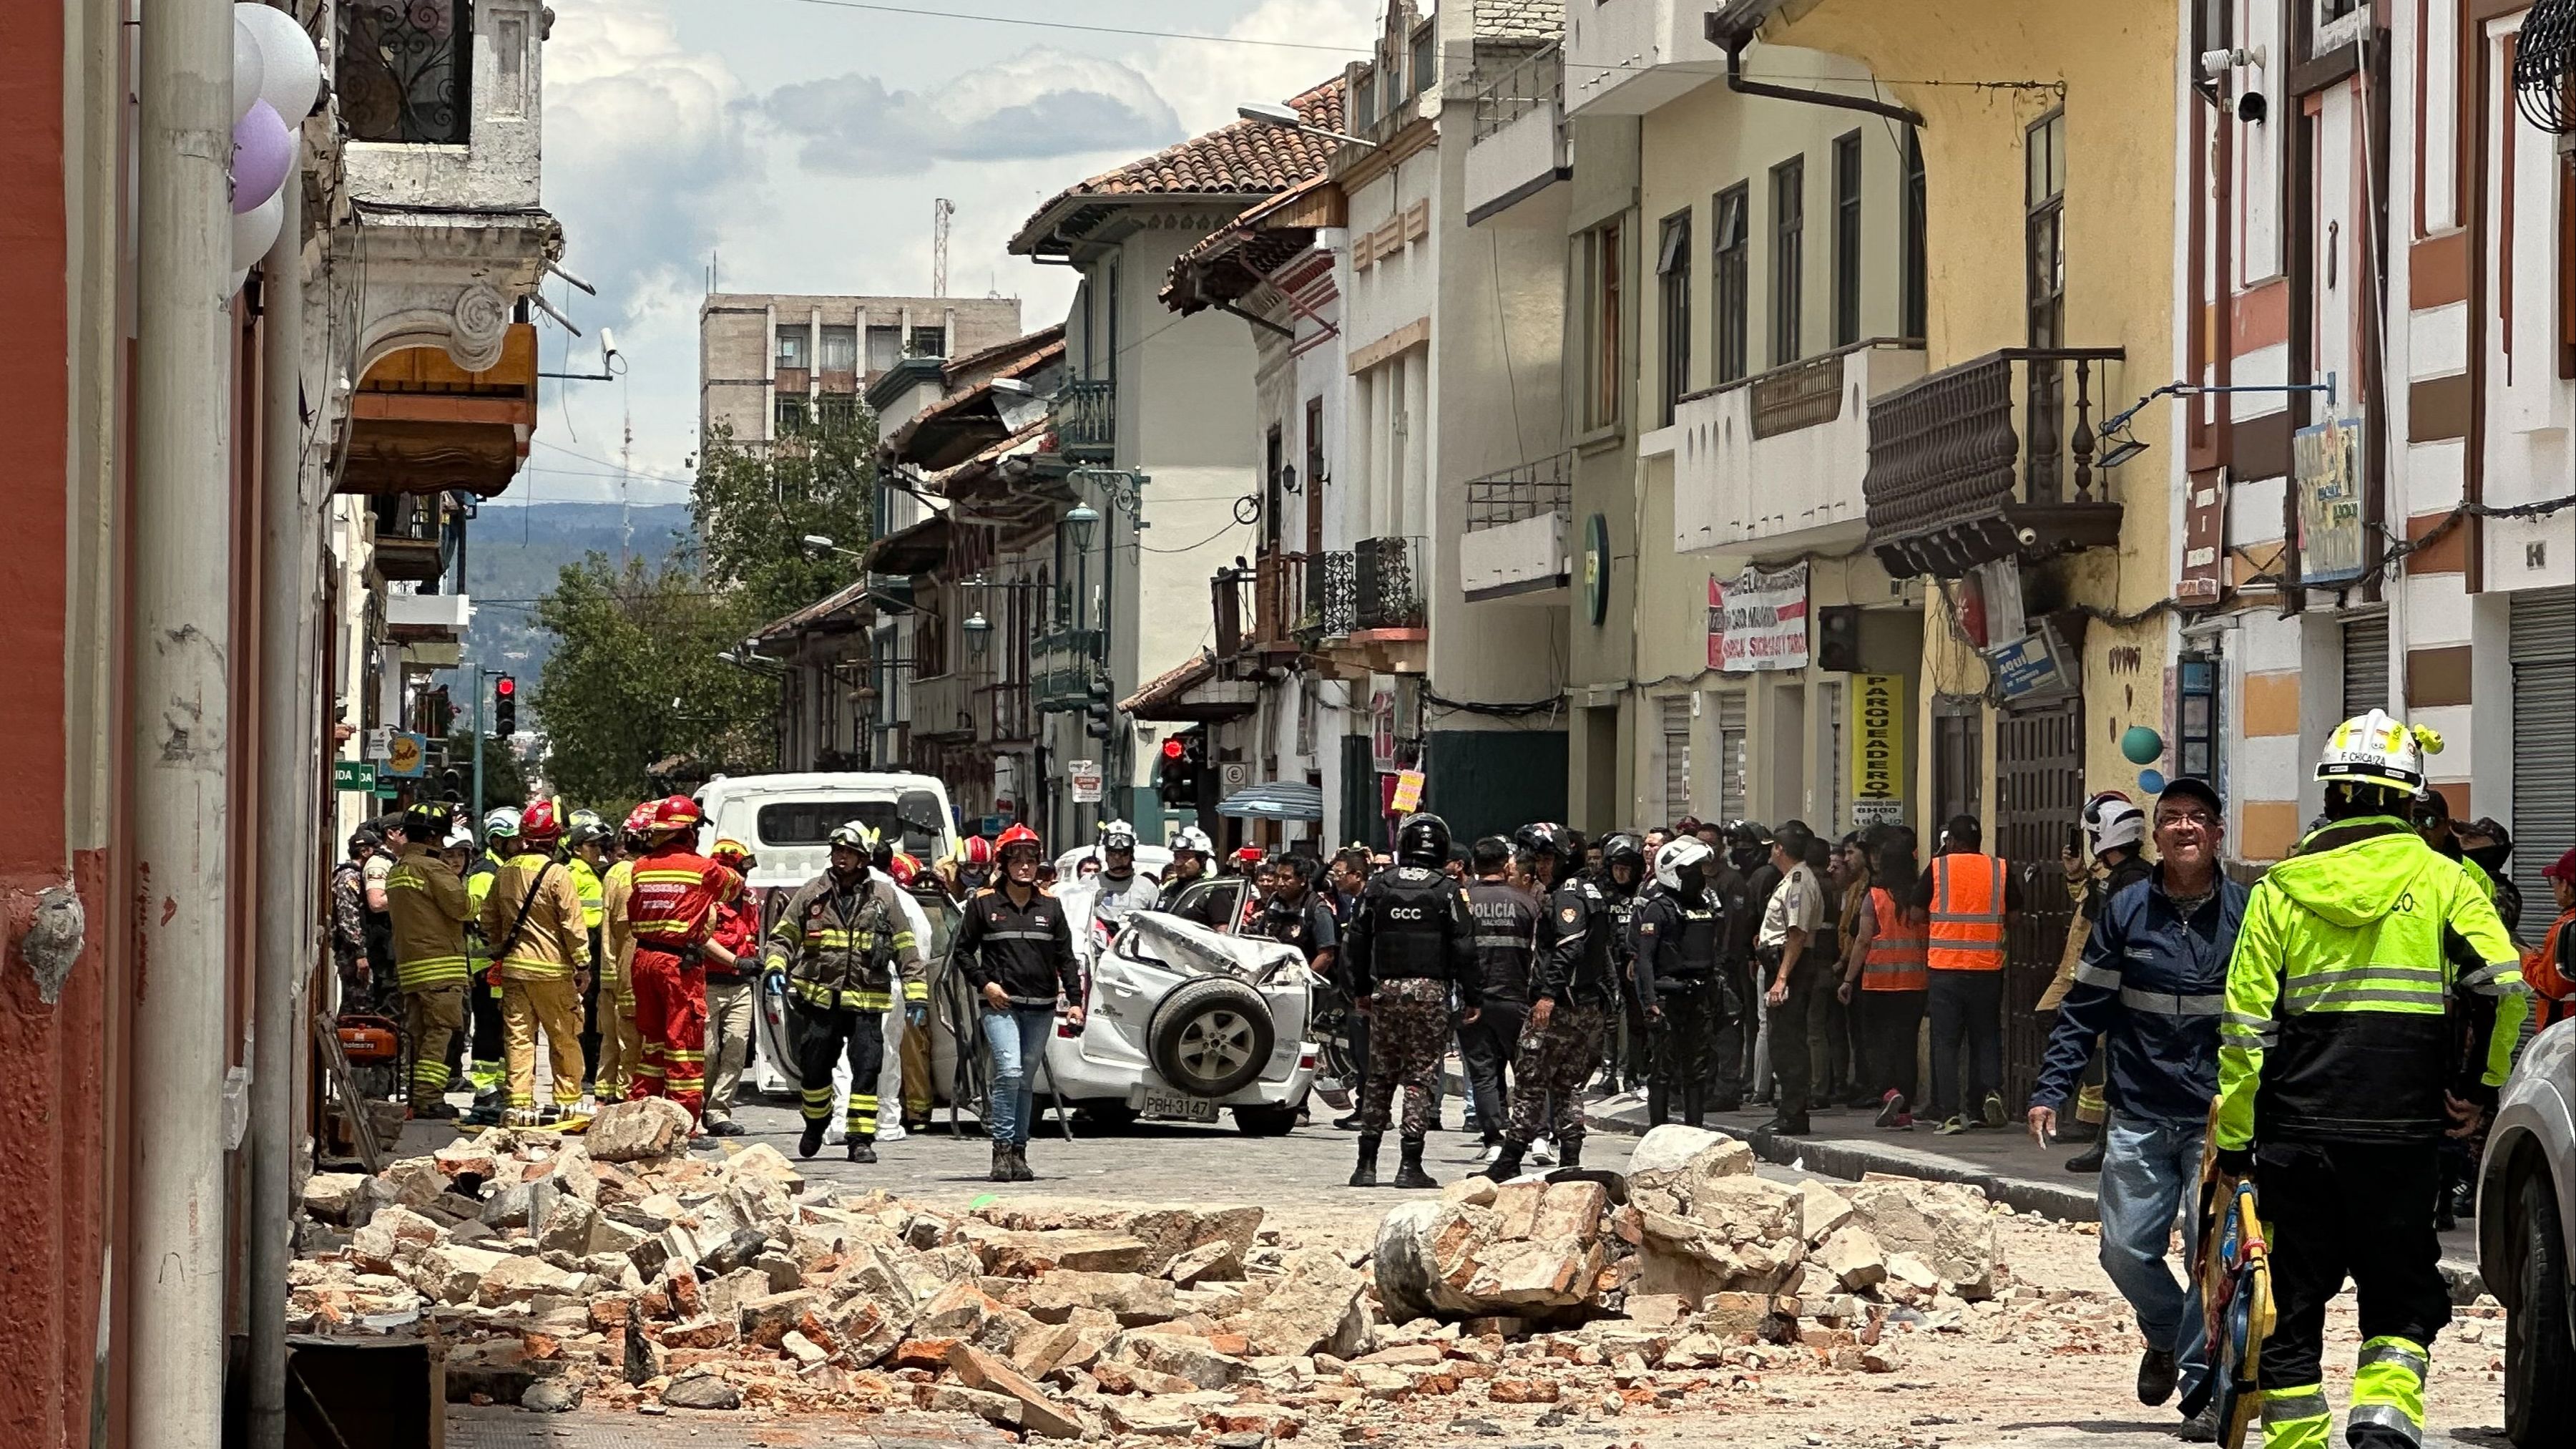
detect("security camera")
[2200,44,2265,74]
[2016,527,2039,547]
[600,326,618,362]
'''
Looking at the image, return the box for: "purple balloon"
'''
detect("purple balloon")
[231,99,293,215]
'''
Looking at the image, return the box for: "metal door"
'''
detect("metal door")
[1995,696,2084,1108]
[2512,589,2576,921]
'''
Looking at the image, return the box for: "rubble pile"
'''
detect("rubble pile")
[288,1113,2022,1441]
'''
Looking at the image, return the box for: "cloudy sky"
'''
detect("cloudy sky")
[515,0,1379,509]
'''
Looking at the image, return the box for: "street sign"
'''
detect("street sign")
[1219,761,1252,794]
[363,726,391,761]
[1068,759,1102,804]
[333,760,378,794]
[383,731,428,778]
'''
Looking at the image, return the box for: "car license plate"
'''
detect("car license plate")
[1140,1091,1220,1123]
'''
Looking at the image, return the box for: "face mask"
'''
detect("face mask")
[2464,841,2510,874]
[1673,865,1705,897]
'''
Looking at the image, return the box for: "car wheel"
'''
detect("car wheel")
[1233,1104,1298,1136]
[2506,1167,2575,1448]
[1148,977,1276,1098]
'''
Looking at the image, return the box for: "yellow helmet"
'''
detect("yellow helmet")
[2316,708,2442,794]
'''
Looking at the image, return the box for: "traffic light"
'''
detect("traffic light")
[493,673,517,736]
[1082,701,1115,741]
[1157,733,1204,807]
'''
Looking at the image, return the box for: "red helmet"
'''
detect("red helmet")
[519,797,564,844]
[622,802,656,833]
[962,834,994,867]
[994,823,1043,863]
[710,836,755,870]
[889,852,921,887]
[650,794,703,836]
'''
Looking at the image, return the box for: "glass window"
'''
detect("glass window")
[1411,24,1436,104]
[1657,210,1692,426]
[1901,130,1926,341]
[819,325,857,370]
[775,328,806,368]
[1584,221,1623,430]
[866,325,902,372]
[754,791,947,856]
[908,326,947,358]
[1771,156,1805,367]
[775,394,808,434]
[1713,184,1750,384]
[1832,132,1862,348]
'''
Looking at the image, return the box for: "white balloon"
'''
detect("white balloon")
[232,12,266,122]
[230,268,251,298]
[237,4,323,122]
[232,187,283,273]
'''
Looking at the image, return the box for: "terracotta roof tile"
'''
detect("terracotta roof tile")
[1014,77,1343,249]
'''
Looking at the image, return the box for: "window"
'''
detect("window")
[1659,696,1692,823]
[1715,690,1747,824]
[1303,395,1326,555]
[775,393,808,435]
[1656,210,1692,425]
[1411,23,1436,105]
[1901,129,1926,340]
[1581,221,1623,429]
[2026,109,2067,497]
[908,326,946,358]
[866,325,901,373]
[1713,184,1750,384]
[755,793,946,857]
[1832,132,1863,348]
[1770,156,1805,366]
[775,327,806,369]
[1356,69,1376,129]
[2178,652,2221,781]
[818,393,858,430]
[819,325,857,371]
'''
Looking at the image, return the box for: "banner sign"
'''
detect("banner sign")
[1389,769,1424,814]
[382,731,427,778]
[1847,674,1906,829]
[2293,414,2367,585]
[333,760,378,794]
[1706,562,1811,672]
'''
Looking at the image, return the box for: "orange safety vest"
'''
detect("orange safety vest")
[2527,905,2576,1031]
[1924,852,2009,972]
[1861,886,1930,992]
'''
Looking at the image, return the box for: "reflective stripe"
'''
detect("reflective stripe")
[2344,1405,2421,1446]
[2356,1340,2429,1377]
[2224,1010,2276,1031]
[2261,1387,2329,1425]
[634,869,705,883]
[1862,889,1929,991]
[2282,986,2448,1015]
[2117,987,2225,1018]
[978,930,1057,942]
[2285,963,2448,994]
[2073,962,2125,990]
[1472,934,1533,948]
[2459,960,2524,993]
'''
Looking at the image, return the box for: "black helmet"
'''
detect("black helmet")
[1600,831,1647,876]
[1725,819,1771,851]
[1512,821,1572,867]
[1394,812,1451,868]
[405,799,455,839]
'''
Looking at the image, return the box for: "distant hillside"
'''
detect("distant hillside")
[446,500,695,701]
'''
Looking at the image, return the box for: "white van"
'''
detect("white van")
[695,771,959,896]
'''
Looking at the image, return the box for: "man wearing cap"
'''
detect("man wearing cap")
[2029,777,2246,1438]
[2524,848,2576,1031]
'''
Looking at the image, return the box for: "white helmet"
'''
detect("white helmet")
[483,806,521,839]
[1170,826,1213,857]
[2316,708,2440,794]
[1652,835,1715,894]
[1100,820,1138,853]
[2082,793,2146,854]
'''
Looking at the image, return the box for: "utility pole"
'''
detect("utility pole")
[933,198,954,298]
[619,404,633,565]
[471,665,484,829]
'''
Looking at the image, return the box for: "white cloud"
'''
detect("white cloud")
[1135,0,1377,135]
[763,49,1183,177]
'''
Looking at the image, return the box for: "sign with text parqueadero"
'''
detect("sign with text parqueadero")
[1846,674,1906,828]
[1706,562,1811,672]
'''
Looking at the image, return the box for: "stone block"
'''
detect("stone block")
[586,1098,695,1163]
[1796,1180,1856,1243]
[1847,1181,1997,1299]
[660,1372,740,1410]
[946,1340,1085,1438]
[1816,1226,1885,1290]
[1022,1270,1179,1327]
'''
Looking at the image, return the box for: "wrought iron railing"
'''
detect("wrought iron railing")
[1864,348,2122,536]
[339,0,472,145]
[1469,41,1562,142]
[1050,379,1115,460]
[1302,550,1358,646]
[1465,451,1572,531]
[1355,535,1427,632]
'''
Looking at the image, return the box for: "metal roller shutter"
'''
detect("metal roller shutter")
[1660,696,1692,824]
[1717,691,1748,824]
[2342,614,2389,718]
[2511,588,2576,919]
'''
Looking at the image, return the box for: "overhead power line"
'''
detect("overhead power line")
[738,0,1372,54]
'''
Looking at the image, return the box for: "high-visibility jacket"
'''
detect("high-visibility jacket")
[2521,904,2576,1031]
[465,853,502,992]
[2215,815,2527,1151]
[479,852,592,982]
[627,845,738,956]
[599,858,637,1005]
[764,869,926,1012]
[1861,886,1930,992]
[567,856,607,932]
[1924,853,2010,972]
[384,844,473,991]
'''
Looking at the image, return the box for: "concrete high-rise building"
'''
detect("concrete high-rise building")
[697,293,1024,447]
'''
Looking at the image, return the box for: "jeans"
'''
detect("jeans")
[2096,1114,2210,1400]
[1925,968,2004,1119]
[980,1005,1057,1146]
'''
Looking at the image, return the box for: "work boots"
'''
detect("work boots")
[1010,1146,1034,1181]
[1556,1137,1583,1171]
[1349,1132,1384,1187]
[990,1143,1014,1182]
[1484,1140,1527,1181]
[1683,1086,1706,1127]
[847,1136,877,1164]
[1646,1084,1670,1128]
[1391,1138,1439,1190]
[798,1119,827,1160]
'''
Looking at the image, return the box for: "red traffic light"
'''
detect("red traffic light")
[495,676,516,697]
[1162,737,1185,759]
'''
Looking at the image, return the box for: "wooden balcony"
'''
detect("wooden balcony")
[1214,552,1310,661]
[338,323,540,497]
[1862,347,2127,579]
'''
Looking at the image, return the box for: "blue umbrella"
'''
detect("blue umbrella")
[1215,781,1326,821]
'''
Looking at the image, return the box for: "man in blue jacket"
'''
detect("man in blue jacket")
[2028,776,2246,1442]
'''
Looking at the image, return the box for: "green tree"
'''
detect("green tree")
[692,411,879,627]
[530,552,777,809]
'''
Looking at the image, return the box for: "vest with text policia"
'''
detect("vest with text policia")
[1924,853,2008,972]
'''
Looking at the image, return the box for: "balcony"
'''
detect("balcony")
[1306,536,1428,678]
[338,323,541,497]
[1032,628,1107,711]
[1050,378,1115,462]
[1862,347,2127,579]
[340,0,544,212]
[384,590,471,643]
[1214,552,1309,661]
[1298,550,1358,650]
[1461,453,1573,600]
[371,493,455,582]
[1563,0,1726,117]
[1464,44,1569,225]
[981,680,1034,743]
[912,673,976,741]
[1356,535,1426,631]
[1665,341,1926,555]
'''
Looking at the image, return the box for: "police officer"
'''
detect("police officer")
[1631,836,1733,1127]
[1593,832,1650,1090]
[1724,821,1776,1101]
[1344,812,1478,1189]
[1486,822,1624,1179]
[2215,712,2525,1449]
[1251,852,1339,982]
[1459,836,1539,1163]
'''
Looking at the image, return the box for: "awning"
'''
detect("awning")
[1215,780,1325,821]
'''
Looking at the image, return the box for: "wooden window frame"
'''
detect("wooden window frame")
[1833,130,1864,348]
[1771,155,1806,367]
[1713,183,1751,384]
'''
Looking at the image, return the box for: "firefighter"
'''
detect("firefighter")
[763,823,924,1161]
[623,794,740,1123]
[700,838,763,1138]
[1486,824,1627,1180]
[564,815,612,1093]
[592,806,649,1102]
[481,799,592,1125]
[1629,835,1733,1128]
[384,799,473,1118]
[459,806,519,1108]
[953,824,1082,1182]
[1343,812,1479,1190]
[2215,711,2527,1449]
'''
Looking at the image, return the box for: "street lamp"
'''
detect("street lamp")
[801,532,864,559]
[1063,503,1101,553]
[1236,100,1379,149]
[964,609,991,658]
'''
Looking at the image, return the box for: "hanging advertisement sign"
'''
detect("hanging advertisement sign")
[1371,688,1398,772]
[1389,769,1425,814]
[1847,673,1906,829]
[2293,414,2367,586]
[1706,562,1811,672]
[1067,759,1102,804]
[1987,623,2079,708]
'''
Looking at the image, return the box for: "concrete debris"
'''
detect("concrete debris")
[287,1119,2024,1438]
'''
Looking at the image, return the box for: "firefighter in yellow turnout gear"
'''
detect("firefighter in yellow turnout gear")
[2213,711,2527,1449]
[385,801,474,1118]
[763,822,927,1162]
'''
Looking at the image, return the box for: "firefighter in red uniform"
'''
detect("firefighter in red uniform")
[622,794,740,1123]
